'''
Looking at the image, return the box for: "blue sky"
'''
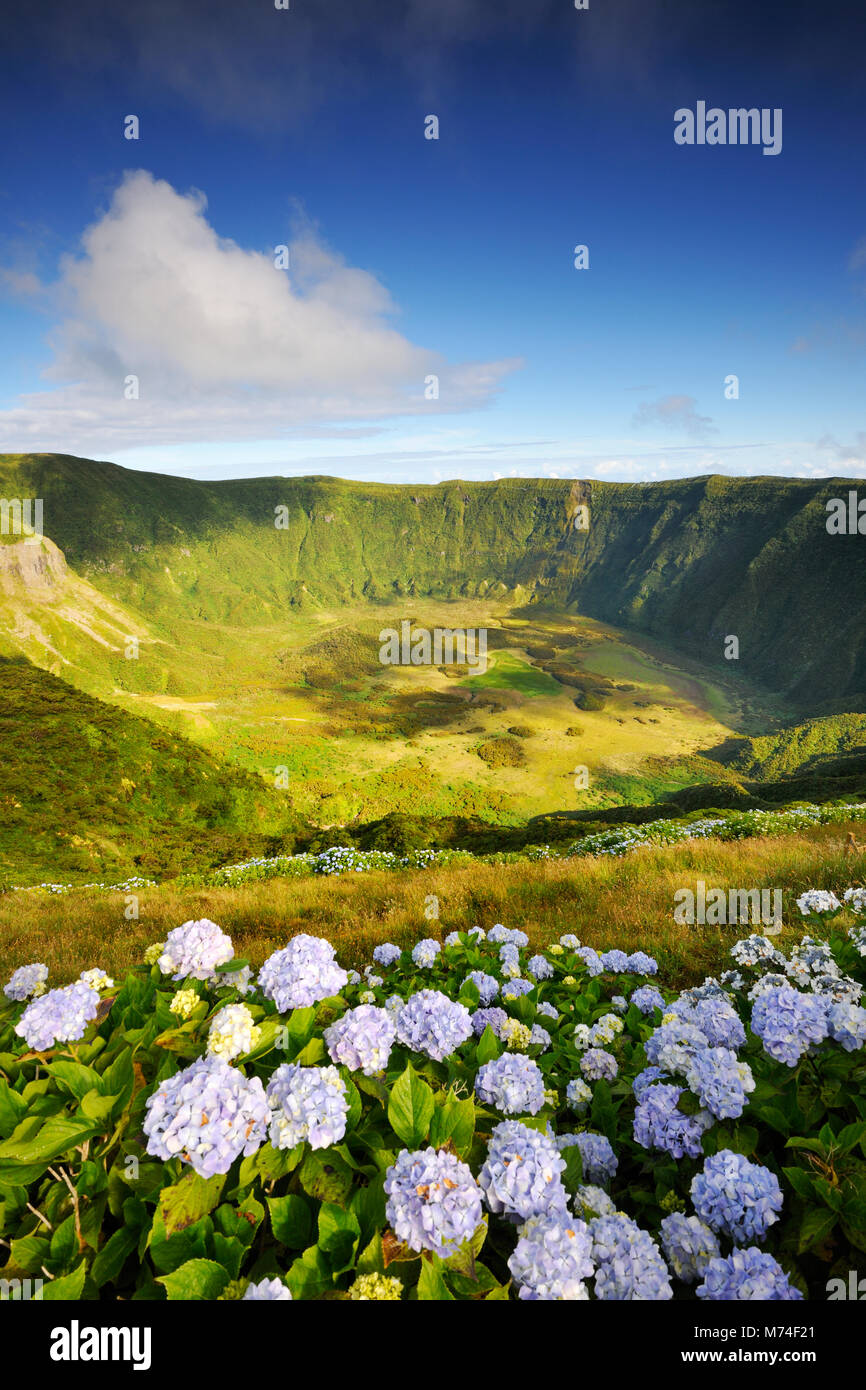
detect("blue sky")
[1,0,864,484]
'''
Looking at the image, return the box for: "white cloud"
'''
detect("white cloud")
[631,394,717,439]
[0,170,519,451]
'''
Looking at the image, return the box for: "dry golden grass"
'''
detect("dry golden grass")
[1,821,864,990]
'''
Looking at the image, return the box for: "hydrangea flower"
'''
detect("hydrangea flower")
[169,988,200,1020]
[158,919,234,982]
[795,890,841,916]
[478,1121,567,1222]
[384,1148,482,1257]
[826,1000,866,1051]
[580,1048,618,1083]
[631,985,665,1016]
[573,1185,616,1220]
[660,1213,720,1283]
[575,947,604,977]
[471,1006,508,1038]
[243,1278,292,1300]
[359,991,376,1005]
[731,935,786,969]
[487,926,529,948]
[259,934,349,1011]
[626,951,658,976]
[566,1078,592,1114]
[697,1248,803,1300]
[750,984,828,1066]
[144,942,165,965]
[691,1151,783,1243]
[463,971,499,1005]
[499,944,522,979]
[348,1273,403,1300]
[590,1214,673,1300]
[79,968,114,992]
[632,1065,669,1098]
[560,934,581,950]
[667,995,746,1050]
[548,944,564,956]
[207,1004,261,1061]
[501,978,534,1000]
[363,968,384,987]
[556,1131,618,1186]
[508,1213,594,1299]
[412,939,441,969]
[843,888,866,914]
[571,1024,592,1051]
[600,950,630,973]
[4,963,48,1002]
[527,955,554,982]
[611,995,628,1014]
[500,1018,533,1051]
[644,1020,709,1075]
[589,1014,624,1046]
[530,1024,551,1050]
[633,1083,712,1159]
[373,942,402,967]
[15,981,100,1052]
[683,1048,754,1120]
[143,1056,268,1177]
[396,990,473,1061]
[475,1052,546,1114]
[346,970,361,986]
[536,1000,558,1021]
[266,1063,349,1151]
[324,1003,396,1075]
[812,973,861,1006]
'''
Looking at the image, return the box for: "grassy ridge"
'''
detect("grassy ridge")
[2,816,864,988]
[2,453,865,705]
[0,657,299,882]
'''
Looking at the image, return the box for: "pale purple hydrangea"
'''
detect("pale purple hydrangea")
[384,1147,482,1256]
[580,1048,618,1083]
[631,985,665,1016]
[4,962,48,1002]
[667,995,746,1050]
[795,890,841,916]
[644,1020,710,1075]
[632,1065,669,1098]
[258,934,349,1011]
[487,926,529,948]
[266,1062,349,1150]
[501,978,534,999]
[475,1052,546,1114]
[697,1247,803,1300]
[530,1025,551,1050]
[158,919,234,982]
[536,1000,558,1021]
[479,1120,568,1222]
[575,947,604,977]
[396,989,473,1061]
[527,955,554,982]
[750,984,828,1066]
[412,938,441,969]
[373,943,403,967]
[324,1004,396,1075]
[691,1151,784,1244]
[683,1048,754,1120]
[600,950,630,973]
[826,1000,866,1051]
[660,1213,720,1283]
[844,888,866,914]
[499,944,521,978]
[573,1185,616,1220]
[559,934,581,950]
[611,995,628,1014]
[590,1214,673,1300]
[555,1131,618,1187]
[626,952,658,976]
[566,1078,592,1113]
[15,981,100,1051]
[731,935,786,969]
[633,1083,712,1159]
[243,1278,292,1300]
[143,1056,268,1177]
[471,1006,508,1038]
[508,1213,594,1300]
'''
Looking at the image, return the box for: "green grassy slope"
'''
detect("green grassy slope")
[0,657,298,884]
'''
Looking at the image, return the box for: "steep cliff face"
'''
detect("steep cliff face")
[0,536,67,592]
[0,454,863,706]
